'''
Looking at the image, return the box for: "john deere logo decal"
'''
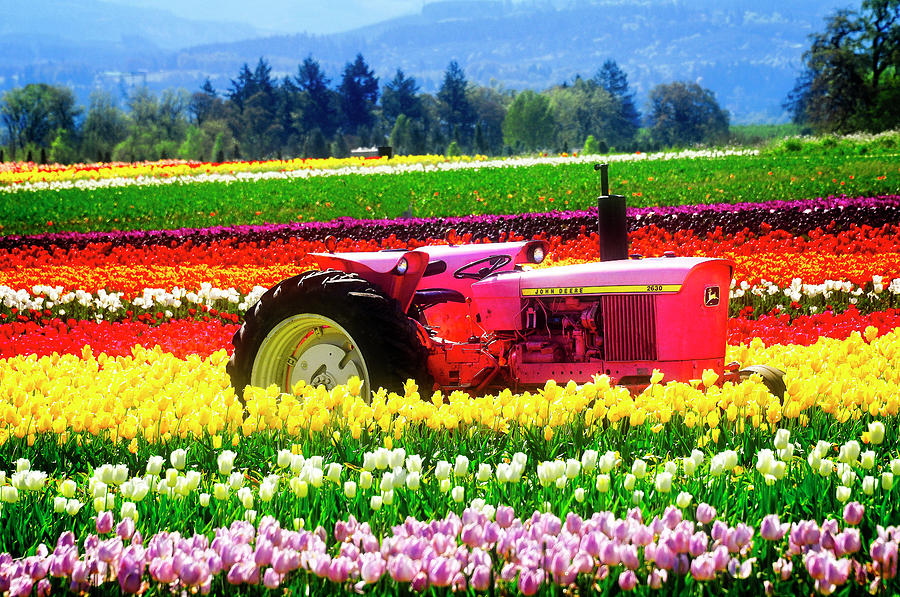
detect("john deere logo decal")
[704,286,720,306]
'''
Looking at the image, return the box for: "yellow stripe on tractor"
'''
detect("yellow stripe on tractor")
[521,284,682,297]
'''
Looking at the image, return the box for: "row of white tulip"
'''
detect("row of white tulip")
[1,275,896,324]
[730,276,900,302]
[0,423,892,522]
[0,148,759,194]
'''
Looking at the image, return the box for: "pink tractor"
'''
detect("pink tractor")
[227,165,785,400]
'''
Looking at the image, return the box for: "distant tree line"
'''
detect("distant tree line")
[0,54,732,164]
[786,0,900,133]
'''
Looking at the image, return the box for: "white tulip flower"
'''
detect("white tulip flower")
[435,460,451,480]
[170,448,187,470]
[868,421,885,445]
[861,451,877,470]
[454,455,469,477]
[238,487,254,509]
[344,481,357,499]
[756,449,776,475]
[836,486,851,503]
[373,448,389,470]
[146,455,164,476]
[451,485,464,503]
[683,457,697,477]
[60,479,77,499]
[218,451,237,475]
[581,450,598,473]
[65,499,82,516]
[631,459,647,479]
[655,472,673,494]
[565,459,581,480]
[380,473,394,493]
[774,428,791,450]
[389,448,406,469]
[290,478,308,498]
[214,483,229,500]
[406,455,423,473]
[326,463,342,484]
[863,476,877,496]
[359,471,373,490]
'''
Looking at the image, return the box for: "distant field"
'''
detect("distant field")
[1,141,898,237]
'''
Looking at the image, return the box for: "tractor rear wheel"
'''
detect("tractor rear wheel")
[739,364,787,399]
[227,270,429,403]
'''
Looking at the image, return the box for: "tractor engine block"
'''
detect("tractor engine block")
[518,297,604,363]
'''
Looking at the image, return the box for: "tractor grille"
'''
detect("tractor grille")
[602,294,658,361]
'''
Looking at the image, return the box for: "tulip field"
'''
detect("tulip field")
[2,137,900,595]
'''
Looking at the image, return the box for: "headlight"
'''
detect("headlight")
[395,258,409,275]
[530,246,545,264]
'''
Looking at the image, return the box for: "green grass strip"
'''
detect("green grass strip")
[1,151,898,237]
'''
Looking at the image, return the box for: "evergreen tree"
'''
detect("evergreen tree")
[437,61,476,145]
[228,63,256,111]
[594,60,640,148]
[338,54,379,135]
[189,78,221,125]
[296,56,338,137]
[381,69,422,125]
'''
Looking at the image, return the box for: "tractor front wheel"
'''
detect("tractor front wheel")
[739,364,787,398]
[227,270,428,403]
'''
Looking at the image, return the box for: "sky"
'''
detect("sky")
[108,0,429,34]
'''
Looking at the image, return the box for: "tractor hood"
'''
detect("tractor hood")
[514,257,734,296]
[471,256,734,332]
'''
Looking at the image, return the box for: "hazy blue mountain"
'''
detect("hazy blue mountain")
[2,0,850,122]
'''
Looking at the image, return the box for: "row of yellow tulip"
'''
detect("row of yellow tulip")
[0,154,484,185]
[0,328,896,446]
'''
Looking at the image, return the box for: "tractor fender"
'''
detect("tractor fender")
[311,250,430,313]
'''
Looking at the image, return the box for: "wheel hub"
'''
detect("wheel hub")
[250,314,370,396]
[292,343,361,391]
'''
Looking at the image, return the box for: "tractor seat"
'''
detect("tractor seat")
[411,288,466,309]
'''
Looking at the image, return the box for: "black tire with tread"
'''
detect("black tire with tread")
[227,270,430,402]
[739,364,787,399]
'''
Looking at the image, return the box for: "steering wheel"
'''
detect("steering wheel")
[453,255,512,280]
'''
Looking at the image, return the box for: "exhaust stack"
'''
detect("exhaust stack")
[596,163,628,261]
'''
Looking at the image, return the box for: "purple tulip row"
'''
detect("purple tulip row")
[3,195,899,252]
[1,502,897,596]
